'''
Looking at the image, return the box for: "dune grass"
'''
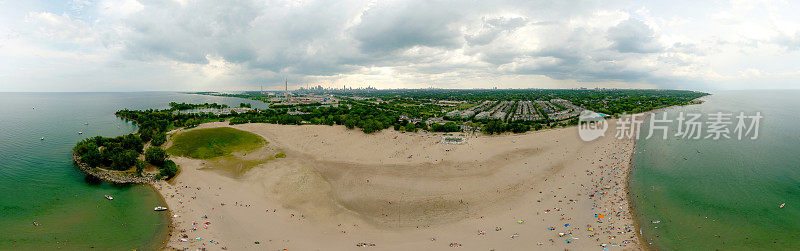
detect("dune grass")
[167,127,265,159]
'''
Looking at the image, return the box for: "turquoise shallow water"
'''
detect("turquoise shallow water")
[630,90,800,250]
[0,92,265,250]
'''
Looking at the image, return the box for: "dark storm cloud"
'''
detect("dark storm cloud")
[123,0,261,64]
[112,0,698,88]
[351,0,467,54]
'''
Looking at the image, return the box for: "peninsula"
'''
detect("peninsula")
[70,89,706,250]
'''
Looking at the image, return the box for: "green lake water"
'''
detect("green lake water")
[630,90,800,250]
[0,92,265,250]
[2,91,797,250]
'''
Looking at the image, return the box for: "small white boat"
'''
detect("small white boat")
[105,195,113,200]
[40,137,44,140]
[78,131,83,135]
[84,122,89,125]
[154,206,168,211]
[780,203,785,208]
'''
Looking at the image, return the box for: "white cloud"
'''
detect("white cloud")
[201,54,240,78]
[25,11,98,44]
[98,0,144,17]
[2,0,800,91]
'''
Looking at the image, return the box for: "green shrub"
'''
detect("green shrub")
[430,122,459,132]
[403,123,417,132]
[150,132,166,146]
[145,147,168,166]
[159,160,179,179]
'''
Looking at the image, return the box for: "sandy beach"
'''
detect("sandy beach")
[155,120,640,250]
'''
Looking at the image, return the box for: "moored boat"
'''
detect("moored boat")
[105,195,113,200]
[154,206,168,211]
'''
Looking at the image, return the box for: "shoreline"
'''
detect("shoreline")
[627,136,646,251]
[72,156,174,250]
[72,113,175,250]
[72,153,157,184]
[154,122,642,250]
[146,183,176,251]
[624,96,710,250]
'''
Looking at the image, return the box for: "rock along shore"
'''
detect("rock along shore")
[73,153,157,184]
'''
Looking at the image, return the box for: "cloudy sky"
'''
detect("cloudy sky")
[1,0,799,91]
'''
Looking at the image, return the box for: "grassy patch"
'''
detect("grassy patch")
[167,127,265,159]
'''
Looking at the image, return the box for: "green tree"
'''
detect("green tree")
[360,119,384,133]
[120,134,144,153]
[415,122,428,131]
[344,116,358,129]
[81,148,103,168]
[483,120,505,134]
[508,123,530,133]
[431,122,459,132]
[140,128,154,143]
[403,123,417,132]
[135,160,146,176]
[159,160,179,179]
[150,132,167,147]
[74,141,98,156]
[145,147,168,167]
[110,149,139,170]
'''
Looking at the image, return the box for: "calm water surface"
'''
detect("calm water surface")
[630,90,800,249]
[3,91,797,249]
[0,92,265,250]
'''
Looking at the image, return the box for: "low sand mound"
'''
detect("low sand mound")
[161,122,639,250]
[233,124,585,229]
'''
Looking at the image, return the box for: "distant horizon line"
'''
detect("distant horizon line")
[2,88,799,93]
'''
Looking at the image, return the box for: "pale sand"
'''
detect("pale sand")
[155,120,640,250]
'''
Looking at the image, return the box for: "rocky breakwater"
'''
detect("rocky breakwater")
[73,153,157,184]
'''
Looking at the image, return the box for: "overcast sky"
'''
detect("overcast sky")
[1,0,799,91]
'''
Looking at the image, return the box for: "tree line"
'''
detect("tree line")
[74,88,708,176]
[73,135,178,179]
